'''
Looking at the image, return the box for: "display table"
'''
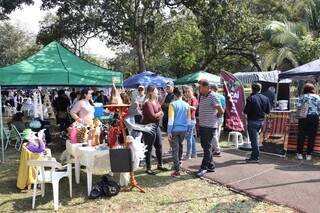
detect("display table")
[261,111,320,155]
[260,111,291,155]
[65,140,110,195]
[287,117,320,154]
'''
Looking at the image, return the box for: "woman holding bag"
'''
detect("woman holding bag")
[296,83,320,160]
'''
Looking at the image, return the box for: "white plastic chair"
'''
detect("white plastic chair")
[4,105,14,117]
[0,127,11,150]
[28,159,72,211]
[10,124,23,151]
[227,131,244,149]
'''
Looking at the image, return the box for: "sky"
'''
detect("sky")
[8,0,116,59]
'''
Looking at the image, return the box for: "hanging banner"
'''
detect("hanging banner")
[220,70,245,132]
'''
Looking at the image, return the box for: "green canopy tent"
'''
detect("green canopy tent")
[174,71,220,85]
[0,41,123,162]
[0,41,123,86]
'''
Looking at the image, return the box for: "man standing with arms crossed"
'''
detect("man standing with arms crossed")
[196,79,224,177]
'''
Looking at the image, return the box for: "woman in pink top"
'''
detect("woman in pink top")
[70,89,95,125]
[185,86,198,159]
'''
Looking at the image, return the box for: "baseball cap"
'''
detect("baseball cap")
[138,85,145,90]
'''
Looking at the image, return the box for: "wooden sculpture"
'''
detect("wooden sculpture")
[106,85,145,193]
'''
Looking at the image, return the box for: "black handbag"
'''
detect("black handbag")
[109,148,132,172]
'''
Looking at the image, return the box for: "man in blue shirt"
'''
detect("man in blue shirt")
[168,87,191,177]
[244,83,271,163]
[262,86,276,108]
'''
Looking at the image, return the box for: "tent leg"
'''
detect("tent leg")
[0,86,4,163]
[38,88,44,120]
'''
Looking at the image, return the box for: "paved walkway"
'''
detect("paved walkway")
[180,149,320,213]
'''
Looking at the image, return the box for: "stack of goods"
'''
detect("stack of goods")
[76,126,88,144]
[68,119,102,145]
[67,122,87,144]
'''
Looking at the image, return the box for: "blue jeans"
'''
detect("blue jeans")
[186,122,197,156]
[247,120,263,160]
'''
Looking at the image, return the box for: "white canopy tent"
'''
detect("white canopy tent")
[234,70,291,84]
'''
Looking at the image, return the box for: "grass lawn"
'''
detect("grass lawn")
[0,148,295,213]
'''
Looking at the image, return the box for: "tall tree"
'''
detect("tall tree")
[0,22,40,66]
[166,0,264,71]
[0,0,33,20]
[37,12,98,56]
[261,21,307,70]
[40,0,164,72]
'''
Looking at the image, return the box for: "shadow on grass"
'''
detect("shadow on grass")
[0,147,195,211]
[0,170,109,211]
[160,192,233,206]
[208,199,265,213]
[132,169,195,189]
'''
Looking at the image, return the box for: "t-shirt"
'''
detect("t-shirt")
[53,95,70,112]
[70,99,95,125]
[216,93,226,109]
[262,90,275,106]
[162,93,175,117]
[142,101,162,124]
[167,99,191,133]
[188,97,198,120]
[135,94,146,105]
[198,92,221,128]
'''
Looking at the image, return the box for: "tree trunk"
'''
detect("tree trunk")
[136,32,146,72]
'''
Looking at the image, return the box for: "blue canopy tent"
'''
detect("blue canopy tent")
[279,59,320,81]
[123,71,174,88]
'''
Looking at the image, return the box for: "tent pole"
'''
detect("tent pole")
[0,86,4,162]
[38,87,44,120]
[275,79,280,109]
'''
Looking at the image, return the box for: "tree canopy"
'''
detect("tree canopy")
[3,0,320,76]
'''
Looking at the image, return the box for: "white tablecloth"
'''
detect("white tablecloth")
[65,140,110,195]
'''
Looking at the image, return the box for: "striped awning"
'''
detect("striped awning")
[234,71,290,85]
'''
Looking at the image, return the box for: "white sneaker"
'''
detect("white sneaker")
[306,155,312,161]
[184,155,191,160]
[296,154,303,160]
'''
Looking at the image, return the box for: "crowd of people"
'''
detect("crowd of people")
[125,79,227,178]
[3,80,319,178]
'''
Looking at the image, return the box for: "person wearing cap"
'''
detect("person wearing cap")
[131,85,145,123]
[167,87,191,177]
[161,82,175,132]
[211,84,226,156]
[136,85,146,105]
[244,83,271,163]
[196,79,224,177]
